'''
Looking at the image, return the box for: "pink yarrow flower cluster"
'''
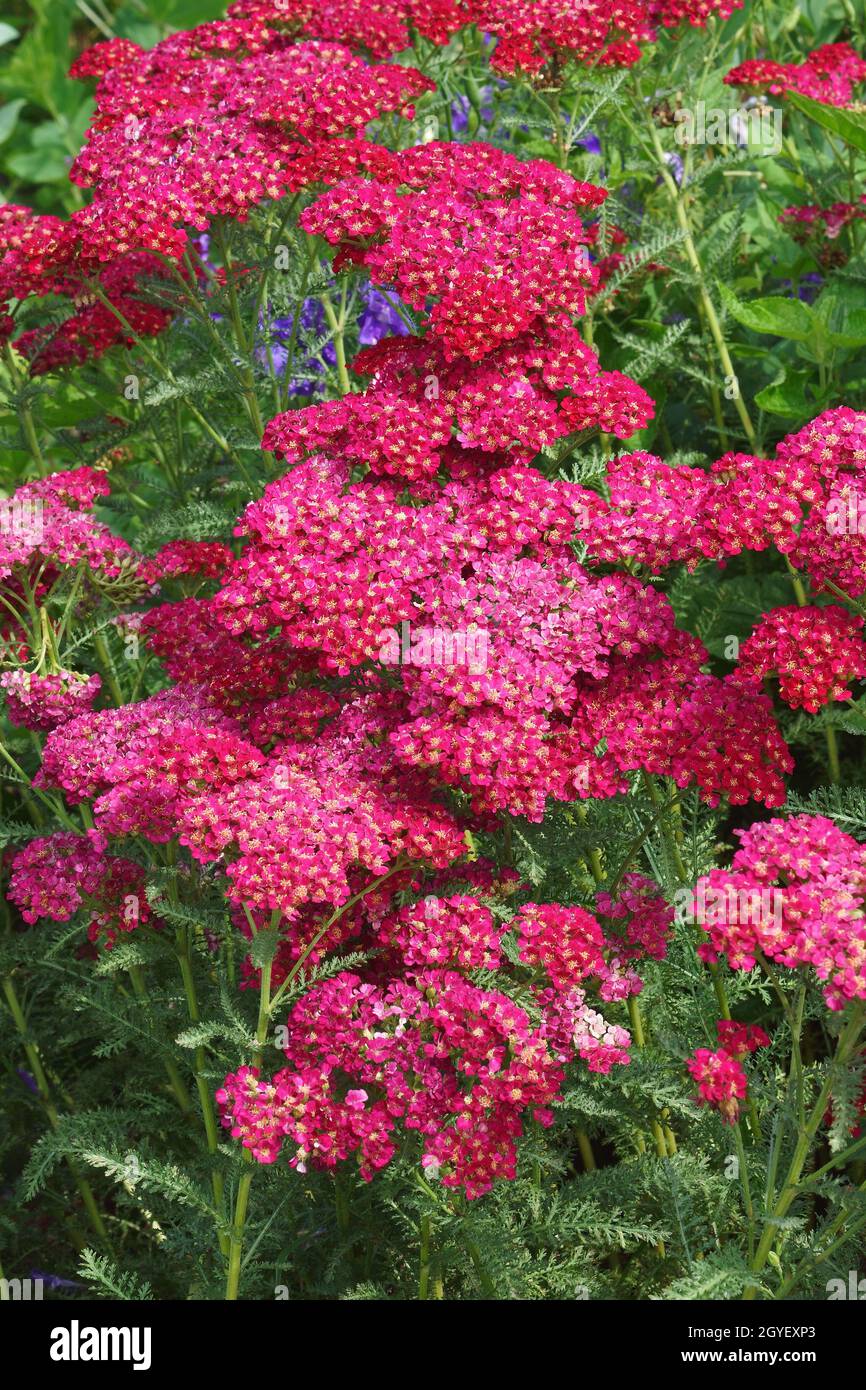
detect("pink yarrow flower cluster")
[686,1019,769,1124]
[203,457,792,818]
[0,466,137,586]
[780,201,866,270]
[7,830,161,948]
[1,669,101,732]
[696,814,866,1011]
[778,410,866,597]
[596,872,675,961]
[217,879,636,1194]
[217,969,567,1196]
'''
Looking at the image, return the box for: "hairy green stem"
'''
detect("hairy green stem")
[225,953,272,1300]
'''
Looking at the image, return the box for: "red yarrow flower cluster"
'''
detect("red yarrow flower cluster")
[725,43,866,107]
[734,604,866,714]
[229,0,740,76]
[686,1047,748,1124]
[229,0,468,58]
[206,455,793,817]
[0,206,175,374]
[264,322,653,478]
[301,143,605,361]
[67,27,433,264]
[139,541,235,588]
[583,449,803,573]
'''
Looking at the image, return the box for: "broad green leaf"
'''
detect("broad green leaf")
[4,144,70,181]
[719,282,815,341]
[813,285,866,347]
[787,91,866,155]
[0,98,25,145]
[754,369,811,417]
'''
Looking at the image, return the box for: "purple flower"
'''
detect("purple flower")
[28,1269,83,1290]
[256,299,336,395]
[575,132,602,157]
[17,1068,38,1093]
[357,285,411,346]
[780,272,823,304]
[663,152,684,186]
[256,285,411,395]
[450,89,496,136]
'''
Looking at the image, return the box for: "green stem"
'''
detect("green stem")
[176,925,230,1259]
[225,951,272,1300]
[2,974,110,1244]
[0,739,80,830]
[214,221,266,440]
[782,554,842,782]
[279,239,317,410]
[418,1214,432,1300]
[640,106,758,450]
[86,281,256,489]
[127,964,193,1115]
[576,1130,597,1171]
[3,345,47,475]
[745,1004,865,1297]
[732,1122,756,1263]
[628,995,671,1164]
[642,773,689,883]
[320,292,352,396]
[268,863,407,1018]
[91,631,123,707]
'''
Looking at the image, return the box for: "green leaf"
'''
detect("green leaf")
[788,91,866,155]
[719,283,814,341]
[78,1250,154,1302]
[754,368,811,417]
[4,141,69,182]
[0,98,24,145]
[515,138,561,164]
